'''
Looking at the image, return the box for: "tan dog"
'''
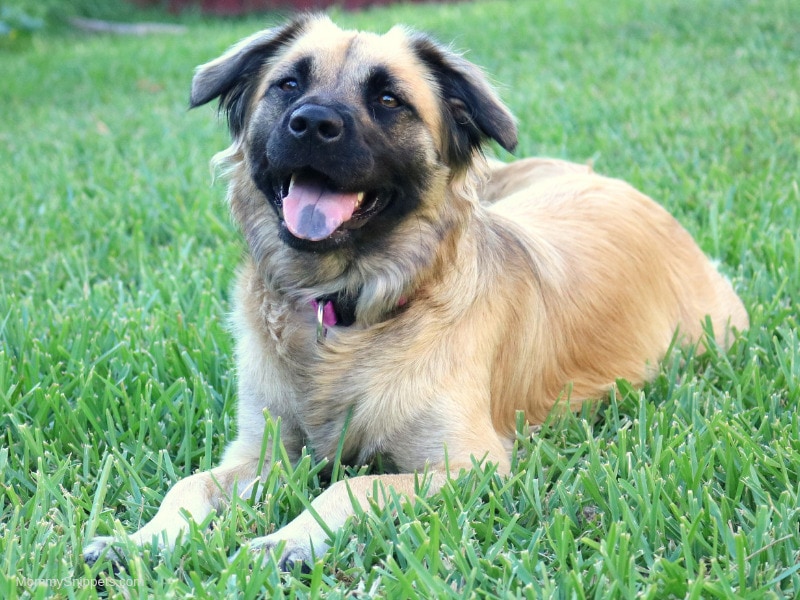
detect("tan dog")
[83,14,748,569]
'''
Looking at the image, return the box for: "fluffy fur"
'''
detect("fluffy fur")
[84,15,748,569]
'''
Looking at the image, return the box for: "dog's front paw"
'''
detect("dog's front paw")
[248,533,322,572]
[82,536,125,568]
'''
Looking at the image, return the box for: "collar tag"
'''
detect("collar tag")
[313,299,337,342]
[311,294,406,343]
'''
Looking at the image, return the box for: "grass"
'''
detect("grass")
[1,0,799,597]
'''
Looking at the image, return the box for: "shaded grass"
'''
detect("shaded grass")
[1,0,799,597]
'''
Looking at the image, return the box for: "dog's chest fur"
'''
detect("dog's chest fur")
[236,262,423,468]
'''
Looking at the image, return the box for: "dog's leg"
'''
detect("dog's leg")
[250,436,512,570]
[247,472,451,569]
[83,459,260,565]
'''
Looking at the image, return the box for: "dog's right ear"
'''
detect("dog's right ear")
[190,16,311,138]
[408,33,518,169]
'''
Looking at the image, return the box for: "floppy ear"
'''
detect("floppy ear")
[190,15,311,138]
[409,34,518,167]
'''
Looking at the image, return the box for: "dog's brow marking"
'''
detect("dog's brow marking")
[273,55,312,89]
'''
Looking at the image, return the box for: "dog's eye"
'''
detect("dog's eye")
[278,78,300,93]
[378,93,401,109]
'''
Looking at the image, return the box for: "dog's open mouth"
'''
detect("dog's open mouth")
[279,170,382,242]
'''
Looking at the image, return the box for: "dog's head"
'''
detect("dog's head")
[191,15,516,257]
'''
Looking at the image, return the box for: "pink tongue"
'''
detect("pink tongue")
[283,178,358,241]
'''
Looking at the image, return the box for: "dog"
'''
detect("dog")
[83,14,748,569]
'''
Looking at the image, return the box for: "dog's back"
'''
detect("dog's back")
[480,158,748,423]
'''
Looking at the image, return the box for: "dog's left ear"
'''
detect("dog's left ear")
[190,15,312,138]
[410,34,518,167]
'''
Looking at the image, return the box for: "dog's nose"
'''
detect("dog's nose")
[288,105,344,143]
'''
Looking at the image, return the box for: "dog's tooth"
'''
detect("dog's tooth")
[356,192,365,207]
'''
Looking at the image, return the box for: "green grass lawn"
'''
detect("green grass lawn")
[2,0,799,597]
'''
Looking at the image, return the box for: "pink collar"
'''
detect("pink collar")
[311,298,338,328]
[311,295,407,341]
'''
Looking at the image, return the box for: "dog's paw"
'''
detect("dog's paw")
[247,534,318,572]
[82,536,125,568]
[82,536,114,565]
